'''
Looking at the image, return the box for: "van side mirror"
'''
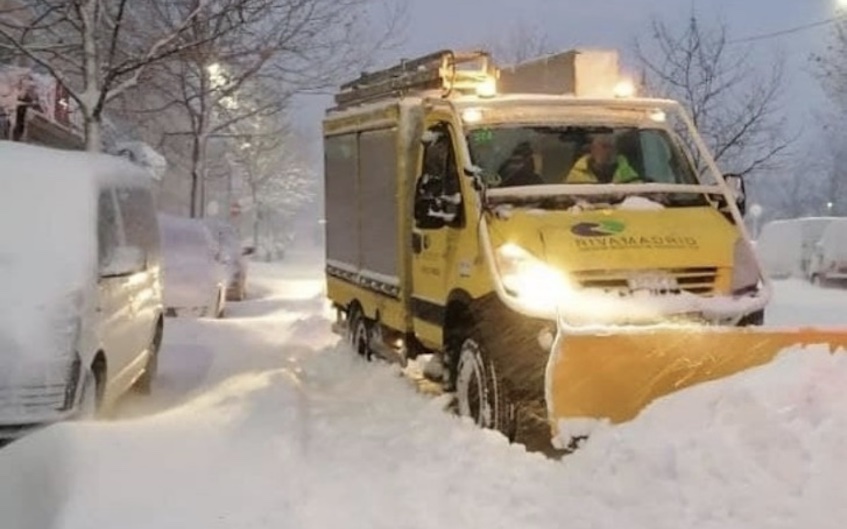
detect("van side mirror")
[242,246,255,256]
[724,173,746,216]
[101,245,145,277]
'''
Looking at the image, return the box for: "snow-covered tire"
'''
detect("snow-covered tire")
[455,335,516,440]
[349,308,374,361]
[737,309,764,327]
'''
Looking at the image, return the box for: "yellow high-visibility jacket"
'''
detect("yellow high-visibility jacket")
[565,155,639,184]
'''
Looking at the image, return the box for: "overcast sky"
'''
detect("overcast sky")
[294,0,838,146]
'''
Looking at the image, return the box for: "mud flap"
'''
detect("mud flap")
[545,325,847,438]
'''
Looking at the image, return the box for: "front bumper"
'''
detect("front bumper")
[0,356,81,439]
[495,284,771,328]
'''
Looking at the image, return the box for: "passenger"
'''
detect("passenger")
[565,133,640,184]
[498,141,544,187]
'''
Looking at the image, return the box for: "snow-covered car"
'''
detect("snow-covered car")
[755,217,838,279]
[205,218,253,301]
[159,214,229,318]
[0,143,164,439]
[807,218,847,286]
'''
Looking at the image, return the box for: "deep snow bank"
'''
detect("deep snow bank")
[2,265,847,528]
[6,344,847,529]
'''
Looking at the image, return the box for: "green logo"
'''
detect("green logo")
[571,220,626,237]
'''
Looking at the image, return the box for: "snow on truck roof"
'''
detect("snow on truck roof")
[324,93,684,129]
[0,141,154,190]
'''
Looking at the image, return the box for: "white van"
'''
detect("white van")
[755,217,838,279]
[808,218,847,286]
[0,142,164,438]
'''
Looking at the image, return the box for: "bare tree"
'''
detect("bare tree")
[635,14,792,179]
[227,112,315,252]
[485,20,553,65]
[0,0,255,151]
[121,0,406,216]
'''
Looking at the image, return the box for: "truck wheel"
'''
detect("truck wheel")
[348,307,374,361]
[455,334,516,440]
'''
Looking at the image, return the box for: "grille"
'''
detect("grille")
[573,267,718,295]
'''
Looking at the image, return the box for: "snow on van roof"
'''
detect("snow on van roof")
[0,141,154,189]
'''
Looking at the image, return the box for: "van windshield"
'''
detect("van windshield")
[466,125,700,188]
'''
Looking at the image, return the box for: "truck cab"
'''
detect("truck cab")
[323,49,768,445]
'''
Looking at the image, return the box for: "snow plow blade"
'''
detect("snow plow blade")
[546,326,847,427]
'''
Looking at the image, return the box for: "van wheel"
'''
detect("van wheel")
[349,308,374,361]
[455,334,516,440]
[134,321,162,395]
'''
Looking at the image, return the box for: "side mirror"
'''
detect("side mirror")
[242,246,255,256]
[101,245,145,277]
[724,173,746,216]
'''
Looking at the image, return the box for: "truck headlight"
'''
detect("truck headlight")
[731,237,760,294]
[495,243,574,313]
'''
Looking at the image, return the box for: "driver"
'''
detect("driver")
[565,133,640,184]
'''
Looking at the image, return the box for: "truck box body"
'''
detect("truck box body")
[324,102,424,331]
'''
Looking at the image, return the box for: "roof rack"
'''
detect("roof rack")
[334,50,497,109]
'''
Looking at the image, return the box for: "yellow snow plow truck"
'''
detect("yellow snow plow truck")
[322,49,847,450]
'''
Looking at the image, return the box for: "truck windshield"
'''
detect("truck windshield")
[466,125,699,188]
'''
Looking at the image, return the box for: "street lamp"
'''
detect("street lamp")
[827,201,834,214]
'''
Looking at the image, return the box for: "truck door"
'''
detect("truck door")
[411,120,465,348]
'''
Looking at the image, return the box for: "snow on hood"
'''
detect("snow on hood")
[617,195,665,210]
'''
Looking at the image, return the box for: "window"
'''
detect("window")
[414,124,463,229]
[116,186,159,269]
[465,125,699,188]
[97,190,120,269]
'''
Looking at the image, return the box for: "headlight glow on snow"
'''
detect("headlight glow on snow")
[495,243,575,313]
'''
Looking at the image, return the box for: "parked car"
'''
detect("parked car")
[755,217,839,279]
[807,218,847,286]
[0,142,164,438]
[205,218,253,301]
[159,214,229,318]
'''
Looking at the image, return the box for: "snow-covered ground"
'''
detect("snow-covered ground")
[2,256,847,529]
